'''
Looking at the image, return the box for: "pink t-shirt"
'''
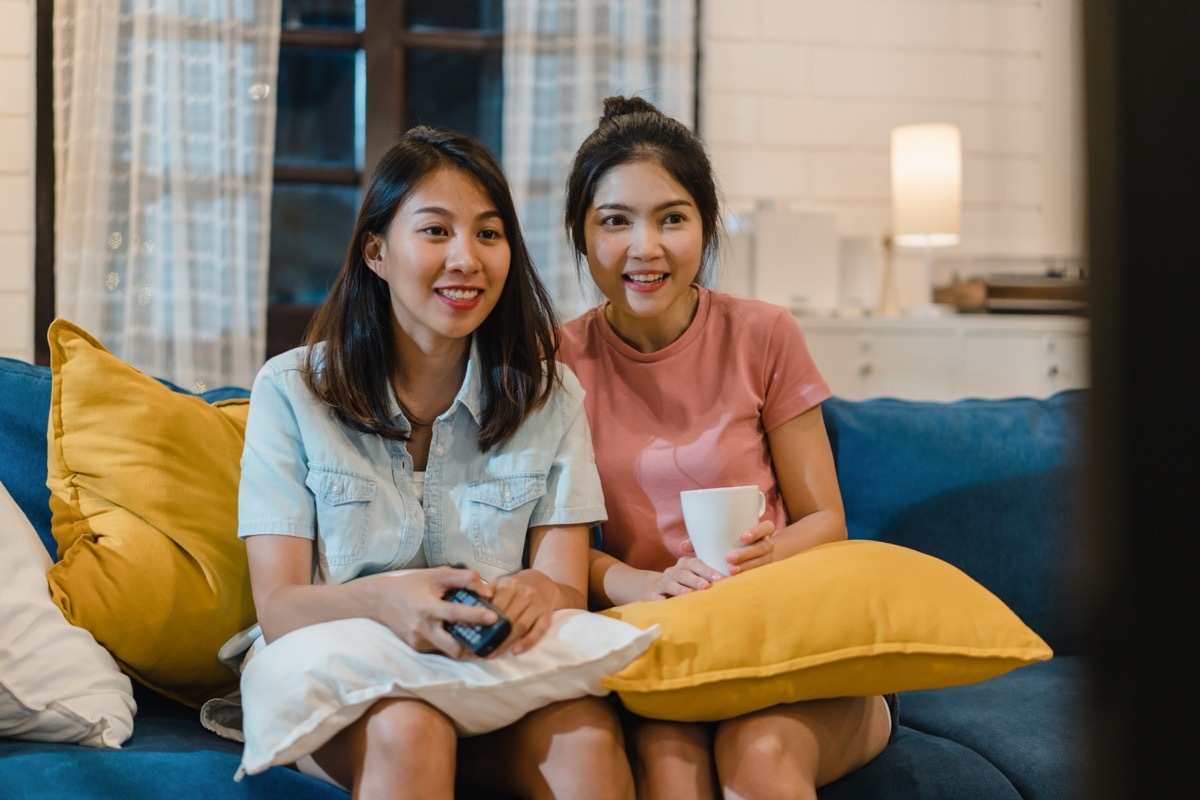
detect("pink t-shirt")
[557,288,832,572]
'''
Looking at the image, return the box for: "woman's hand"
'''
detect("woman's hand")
[485,569,561,657]
[701,519,777,576]
[664,520,777,593]
[367,566,499,660]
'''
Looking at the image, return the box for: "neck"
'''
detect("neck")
[392,332,470,427]
[605,285,700,354]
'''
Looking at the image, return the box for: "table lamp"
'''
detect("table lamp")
[881,123,962,315]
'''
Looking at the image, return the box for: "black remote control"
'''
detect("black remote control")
[442,587,512,656]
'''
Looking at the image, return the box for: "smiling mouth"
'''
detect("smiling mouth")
[624,273,667,285]
[436,288,482,302]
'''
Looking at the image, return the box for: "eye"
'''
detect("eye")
[600,214,629,227]
[664,212,687,225]
[478,228,505,241]
[421,224,449,237]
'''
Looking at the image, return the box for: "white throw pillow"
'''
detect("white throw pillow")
[237,609,659,778]
[0,479,135,747]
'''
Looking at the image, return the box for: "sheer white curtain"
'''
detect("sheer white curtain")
[53,0,281,391]
[503,0,697,321]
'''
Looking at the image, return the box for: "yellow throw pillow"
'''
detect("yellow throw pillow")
[45,319,255,707]
[599,539,1053,722]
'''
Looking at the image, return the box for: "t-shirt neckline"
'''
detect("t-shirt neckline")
[595,286,712,363]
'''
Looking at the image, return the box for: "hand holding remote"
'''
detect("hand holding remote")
[442,587,512,656]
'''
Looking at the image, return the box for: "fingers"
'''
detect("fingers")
[482,573,550,657]
[726,527,776,576]
[655,557,724,597]
[740,520,776,545]
[436,564,493,598]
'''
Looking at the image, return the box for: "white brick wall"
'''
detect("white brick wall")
[702,0,1084,309]
[1,0,1086,346]
[0,0,34,361]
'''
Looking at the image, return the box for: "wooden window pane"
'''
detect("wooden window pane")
[268,183,361,305]
[283,0,362,31]
[406,0,502,32]
[276,47,363,169]
[405,49,503,156]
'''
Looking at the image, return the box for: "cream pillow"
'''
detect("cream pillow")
[237,609,659,779]
[601,539,1053,722]
[0,478,135,747]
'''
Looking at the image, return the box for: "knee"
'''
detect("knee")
[725,725,790,773]
[715,717,815,800]
[526,698,633,798]
[550,698,628,766]
[363,698,455,757]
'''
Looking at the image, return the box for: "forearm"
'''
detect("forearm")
[769,508,847,561]
[515,566,587,611]
[253,575,385,645]
[587,548,659,608]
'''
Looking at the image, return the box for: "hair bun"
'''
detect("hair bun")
[601,95,661,123]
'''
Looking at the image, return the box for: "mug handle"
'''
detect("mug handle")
[756,490,766,517]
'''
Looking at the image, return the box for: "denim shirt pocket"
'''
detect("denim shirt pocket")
[305,466,376,568]
[463,473,547,571]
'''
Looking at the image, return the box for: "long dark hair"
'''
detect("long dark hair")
[564,95,723,284]
[303,126,560,452]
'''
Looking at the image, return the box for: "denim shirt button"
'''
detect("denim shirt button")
[428,506,438,516]
[434,444,444,455]
[331,480,343,495]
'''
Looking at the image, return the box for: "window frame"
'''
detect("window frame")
[33,0,504,366]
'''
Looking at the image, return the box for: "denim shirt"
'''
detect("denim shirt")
[236,342,607,586]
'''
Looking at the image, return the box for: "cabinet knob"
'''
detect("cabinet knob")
[859,364,873,377]
[1047,364,1060,378]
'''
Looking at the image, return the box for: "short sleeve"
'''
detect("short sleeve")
[527,369,608,529]
[760,308,833,433]
[237,364,317,540]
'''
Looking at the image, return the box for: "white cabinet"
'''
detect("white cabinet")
[795,314,1089,401]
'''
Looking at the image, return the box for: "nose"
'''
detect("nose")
[628,223,663,261]
[445,234,482,275]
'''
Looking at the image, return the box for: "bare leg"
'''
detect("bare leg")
[626,718,718,800]
[714,696,891,800]
[459,696,633,800]
[308,697,457,800]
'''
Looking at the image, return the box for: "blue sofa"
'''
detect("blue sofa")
[0,353,1084,799]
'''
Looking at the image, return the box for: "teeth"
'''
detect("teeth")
[437,288,481,301]
[626,273,666,283]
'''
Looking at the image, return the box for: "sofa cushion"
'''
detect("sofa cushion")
[897,657,1084,800]
[0,748,346,800]
[820,726,1024,800]
[0,357,54,555]
[44,319,256,708]
[599,539,1051,722]
[823,391,1086,655]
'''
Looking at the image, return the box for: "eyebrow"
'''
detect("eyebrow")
[595,199,694,213]
[412,206,503,221]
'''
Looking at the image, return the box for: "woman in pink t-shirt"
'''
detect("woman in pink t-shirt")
[557,95,896,798]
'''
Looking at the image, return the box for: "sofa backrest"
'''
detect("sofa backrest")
[0,358,54,555]
[823,390,1087,656]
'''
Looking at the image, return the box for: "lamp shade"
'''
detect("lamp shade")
[891,123,961,248]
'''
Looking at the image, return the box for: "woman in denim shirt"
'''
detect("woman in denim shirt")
[237,127,631,798]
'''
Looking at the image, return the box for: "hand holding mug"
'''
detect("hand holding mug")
[680,485,768,577]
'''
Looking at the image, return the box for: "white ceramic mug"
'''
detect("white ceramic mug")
[679,485,767,577]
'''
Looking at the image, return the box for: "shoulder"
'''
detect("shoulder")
[558,306,601,340]
[556,307,605,368]
[252,345,317,400]
[701,289,801,346]
[704,288,794,324]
